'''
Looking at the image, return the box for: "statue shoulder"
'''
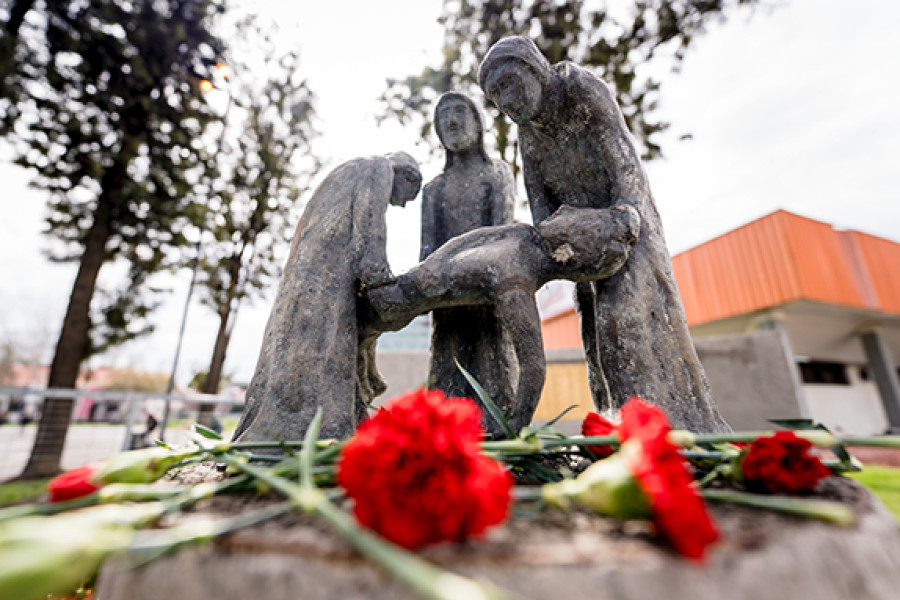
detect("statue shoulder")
[490,157,514,180]
[423,175,445,199]
[324,156,392,191]
[554,61,626,131]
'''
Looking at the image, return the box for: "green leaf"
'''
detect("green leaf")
[454,358,516,439]
[767,418,817,429]
[518,425,567,440]
[300,408,324,491]
[191,423,222,441]
[511,458,564,483]
[545,404,579,427]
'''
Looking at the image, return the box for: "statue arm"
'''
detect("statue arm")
[354,159,395,288]
[419,183,437,260]
[522,146,552,225]
[584,73,651,212]
[492,160,516,225]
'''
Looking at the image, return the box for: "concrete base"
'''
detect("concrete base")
[97,478,900,600]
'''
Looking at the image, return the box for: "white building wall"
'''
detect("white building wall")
[802,365,889,435]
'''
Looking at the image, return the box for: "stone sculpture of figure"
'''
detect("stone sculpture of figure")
[233,152,422,443]
[365,204,640,435]
[478,36,730,432]
[419,92,519,418]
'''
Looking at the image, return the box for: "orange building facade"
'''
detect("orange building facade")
[538,210,900,434]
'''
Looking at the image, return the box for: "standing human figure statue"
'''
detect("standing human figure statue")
[419,92,519,429]
[233,152,422,443]
[479,36,729,432]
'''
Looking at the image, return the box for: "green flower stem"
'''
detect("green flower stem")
[838,435,900,448]
[125,501,292,568]
[219,454,525,600]
[159,474,252,514]
[480,438,546,455]
[238,454,287,462]
[0,493,99,522]
[702,488,856,526]
[527,431,900,451]
[680,451,726,460]
[223,439,340,452]
[314,495,525,600]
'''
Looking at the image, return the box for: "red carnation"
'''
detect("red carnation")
[544,397,719,561]
[740,431,831,494]
[337,388,513,549]
[47,464,101,503]
[581,412,617,458]
[619,397,720,561]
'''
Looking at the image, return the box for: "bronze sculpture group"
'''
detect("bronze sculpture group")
[234,36,729,444]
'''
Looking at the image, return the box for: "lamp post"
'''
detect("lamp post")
[159,63,232,441]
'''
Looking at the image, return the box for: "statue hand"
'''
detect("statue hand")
[360,268,396,290]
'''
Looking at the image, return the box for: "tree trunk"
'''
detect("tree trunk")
[18,210,112,478]
[198,253,242,427]
[18,160,123,479]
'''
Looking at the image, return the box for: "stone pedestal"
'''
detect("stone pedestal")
[97,478,900,600]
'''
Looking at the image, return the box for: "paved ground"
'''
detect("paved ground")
[0,424,195,481]
[847,446,900,468]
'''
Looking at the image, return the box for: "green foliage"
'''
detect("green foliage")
[187,369,232,392]
[380,0,764,165]
[93,368,169,394]
[848,466,900,523]
[190,16,318,395]
[195,17,318,315]
[1,0,226,357]
[0,479,48,507]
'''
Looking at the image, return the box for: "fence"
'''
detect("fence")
[0,386,244,481]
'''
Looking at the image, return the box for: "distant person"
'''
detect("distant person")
[419,92,518,431]
[20,403,34,427]
[130,411,160,449]
[478,36,729,432]
[233,152,422,443]
[146,412,158,435]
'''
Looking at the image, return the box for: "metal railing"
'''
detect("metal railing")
[0,386,244,480]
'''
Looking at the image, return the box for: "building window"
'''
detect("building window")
[798,361,849,385]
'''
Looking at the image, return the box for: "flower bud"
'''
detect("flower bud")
[0,503,163,600]
[667,429,696,448]
[542,450,652,519]
[92,447,195,485]
[97,483,187,503]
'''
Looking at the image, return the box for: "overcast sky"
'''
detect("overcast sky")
[1,0,897,386]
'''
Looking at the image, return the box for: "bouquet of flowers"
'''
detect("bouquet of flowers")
[2,380,896,600]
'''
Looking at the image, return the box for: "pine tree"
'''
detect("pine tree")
[2,0,226,478]
[191,19,318,415]
[380,0,765,167]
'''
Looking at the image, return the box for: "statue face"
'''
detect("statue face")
[437,98,479,152]
[390,165,422,206]
[483,62,542,124]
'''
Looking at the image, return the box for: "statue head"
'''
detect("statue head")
[478,36,552,125]
[386,151,422,206]
[434,92,488,166]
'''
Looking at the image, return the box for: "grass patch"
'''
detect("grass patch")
[848,465,900,523]
[0,478,49,507]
